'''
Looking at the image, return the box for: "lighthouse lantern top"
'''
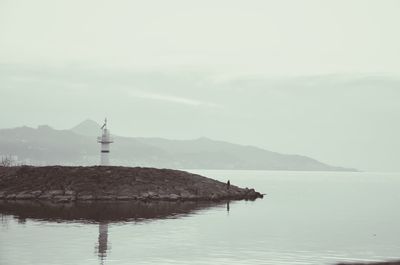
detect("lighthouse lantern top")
[97,118,113,144]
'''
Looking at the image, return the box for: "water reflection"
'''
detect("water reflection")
[97,222,109,265]
[0,200,225,223]
[0,200,225,264]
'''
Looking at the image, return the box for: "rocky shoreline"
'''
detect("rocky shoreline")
[0,166,263,203]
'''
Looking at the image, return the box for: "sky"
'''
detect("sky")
[1,0,400,171]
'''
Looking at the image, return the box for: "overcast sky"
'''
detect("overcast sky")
[1,0,400,171]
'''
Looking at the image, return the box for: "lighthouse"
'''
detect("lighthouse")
[97,118,113,166]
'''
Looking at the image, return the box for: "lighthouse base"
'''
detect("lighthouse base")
[100,152,110,166]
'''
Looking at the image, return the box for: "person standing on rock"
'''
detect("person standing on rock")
[227,180,230,190]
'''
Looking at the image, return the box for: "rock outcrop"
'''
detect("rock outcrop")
[0,166,263,202]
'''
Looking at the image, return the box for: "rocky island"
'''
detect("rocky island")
[0,166,263,202]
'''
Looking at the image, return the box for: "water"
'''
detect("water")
[1,170,400,265]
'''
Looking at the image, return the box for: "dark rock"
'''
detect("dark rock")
[53,195,74,203]
[15,192,35,200]
[78,194,95,200]
[167,194,180,201]
[116,196,131,200]
[65,190,75,196]
[6,193,16,200]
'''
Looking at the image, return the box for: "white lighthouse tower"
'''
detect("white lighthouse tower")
[97,118,113,166]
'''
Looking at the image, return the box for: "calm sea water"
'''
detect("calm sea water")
[1,170,400,265]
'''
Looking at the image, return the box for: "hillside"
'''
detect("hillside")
[0,120,356,171]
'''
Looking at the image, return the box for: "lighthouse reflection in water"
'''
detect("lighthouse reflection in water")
[0,200,226,265]
[96,223,109,265]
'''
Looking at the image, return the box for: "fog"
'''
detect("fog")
[1,0,400,171]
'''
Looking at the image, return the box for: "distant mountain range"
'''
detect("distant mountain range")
[0,119,356,171]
